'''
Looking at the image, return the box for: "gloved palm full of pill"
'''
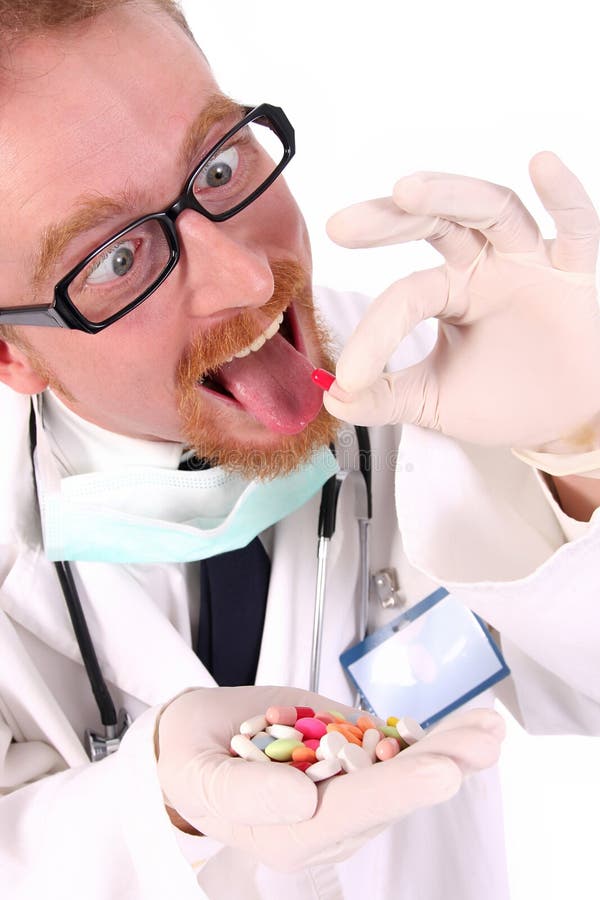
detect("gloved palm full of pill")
[156,685,505,873]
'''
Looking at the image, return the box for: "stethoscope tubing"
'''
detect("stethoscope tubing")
[310,426,373,694]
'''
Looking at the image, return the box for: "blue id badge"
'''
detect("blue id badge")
[340,588,510,728]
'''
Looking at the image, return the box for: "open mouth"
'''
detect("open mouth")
[200,305,301,397]
[196,303,323,435]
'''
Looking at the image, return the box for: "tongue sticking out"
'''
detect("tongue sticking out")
[214,331,324,434]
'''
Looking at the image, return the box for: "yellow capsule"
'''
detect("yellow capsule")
[386,716,399,727]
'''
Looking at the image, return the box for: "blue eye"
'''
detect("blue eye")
[86,241,137,284]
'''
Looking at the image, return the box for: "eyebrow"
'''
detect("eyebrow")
[32,93,246,289]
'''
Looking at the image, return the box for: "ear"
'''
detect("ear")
[0,338,49,394]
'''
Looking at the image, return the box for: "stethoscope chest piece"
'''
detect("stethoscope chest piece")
[85,708,132,762]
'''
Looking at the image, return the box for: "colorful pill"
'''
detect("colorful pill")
[230,734,271,763]
[304,739,320,751]
[264,738,303,761]
[311,368,336,391]
[327,709,347,721]
[265,706,298,726]
[327,723,364,742]
[361,728,382,762]
[375,737,401,761]
[295,717,327,740]
[305,757,342,782]
[314,712,336,725]
[326,723,362,737]
[251,732,276,751]
[289,760,313,772]
[294,706,315,719]
[291,746,317,764]
[356,715,378,733]
[338,743,373,773]
[387,716,399,727]
[266,724,303,741]
[319,731,348,759]
[239,714,268,737]
[395,716,425,745]
[380,724,401,740]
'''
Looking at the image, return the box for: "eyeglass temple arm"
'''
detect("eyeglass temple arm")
[0,305,69,328]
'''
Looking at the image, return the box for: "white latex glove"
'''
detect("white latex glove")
[323,152,600,452]
[156,685,505,873]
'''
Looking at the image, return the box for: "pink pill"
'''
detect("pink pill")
[314,711,336,725]
[375,737,401,761]
[304,739,320,750]
[265,706,298,726]
[295,706,315,719]
[295,717,327,740]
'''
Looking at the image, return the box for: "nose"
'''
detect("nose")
[173,208,274,318]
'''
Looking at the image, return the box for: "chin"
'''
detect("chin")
[176,261,340,480]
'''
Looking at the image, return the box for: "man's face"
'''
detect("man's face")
[0,4,337,476]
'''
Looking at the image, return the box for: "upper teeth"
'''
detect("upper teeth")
[222,312,284,363]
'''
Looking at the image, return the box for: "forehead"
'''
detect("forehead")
[0,5,221,283]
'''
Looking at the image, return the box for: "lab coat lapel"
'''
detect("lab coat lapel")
[1,545,216,712]
[255,481,361,704]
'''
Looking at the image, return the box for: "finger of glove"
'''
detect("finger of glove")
[427,707,506,742]
[167,752,318,827]
[329,267,447,396]
[323,376,395,426]
[529,150,600,273]
[327,196,486,268]
[393,171,543,256]
[401,723,505,776]
[323,357,434,429]
[194,752,463,873]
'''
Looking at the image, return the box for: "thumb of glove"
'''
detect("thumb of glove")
[324,358,436,429]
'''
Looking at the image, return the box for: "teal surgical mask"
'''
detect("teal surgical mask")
[31,402,338,564]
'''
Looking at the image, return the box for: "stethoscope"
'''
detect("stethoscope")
[29,404,373,761]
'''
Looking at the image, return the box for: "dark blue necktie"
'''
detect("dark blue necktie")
[197,539,271,686]
[179,454,270,686]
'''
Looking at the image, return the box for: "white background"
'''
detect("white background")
[181,3,599,897]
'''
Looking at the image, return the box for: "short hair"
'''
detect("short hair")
[0,0,194,343]
[0,0,193,40]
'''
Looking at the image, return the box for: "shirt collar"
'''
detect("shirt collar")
[41,389,185,477]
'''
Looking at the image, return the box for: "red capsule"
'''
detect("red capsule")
[289,760,312,772]
[311,368,335,391]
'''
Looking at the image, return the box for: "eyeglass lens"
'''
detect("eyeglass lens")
[67,118,285,325]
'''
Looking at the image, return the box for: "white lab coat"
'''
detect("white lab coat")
[0,287,598,899]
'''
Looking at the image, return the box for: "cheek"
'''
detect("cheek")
[258,183,312,267]
[25,325,174,396]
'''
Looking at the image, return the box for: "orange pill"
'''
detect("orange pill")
[326,724,362,746]
[356,715,377,733]
[291,746,317,764]
[327,723,363,740]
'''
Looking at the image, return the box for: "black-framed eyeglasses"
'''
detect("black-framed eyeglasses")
[0,103,294,334]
